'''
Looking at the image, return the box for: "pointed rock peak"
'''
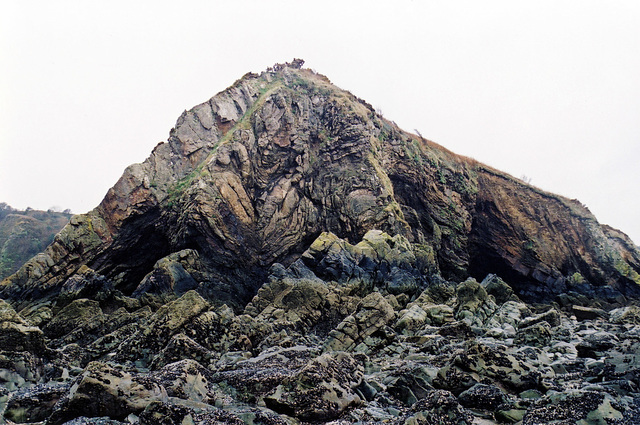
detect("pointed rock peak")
[2,62,639,311]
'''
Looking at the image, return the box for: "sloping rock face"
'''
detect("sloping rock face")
[1,60,640,423]
[2,61,639,308]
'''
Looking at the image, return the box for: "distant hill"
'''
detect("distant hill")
[0,203,71,279]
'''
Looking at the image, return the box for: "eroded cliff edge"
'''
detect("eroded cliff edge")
[2,60,639,308]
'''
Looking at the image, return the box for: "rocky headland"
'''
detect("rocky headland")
[1,60,639,424]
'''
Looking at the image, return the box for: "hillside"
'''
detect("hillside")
[0,203,71,280]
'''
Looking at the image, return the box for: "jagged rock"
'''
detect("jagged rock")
[457,383,509,411]
[514,322,552,348]
[244,276,349,338]
[0,350,43,390]
[404,389,472,425]
[264,351,364,421]
[0,299,47,355]
[48,361,168,425]
[115,290,210,365]
[4,382,70,423]
[519,308,561,328]
[437,320,475,340]
[323,292,395,352]
[609,305,640,324]
[483,300,531,338]
[481,274,519,304]
[297,230,436,295]
[522,389,638,425]
[132,249,201,297]
[19,302,53,327]
[150,333,214,370]
[150,359,218,404]
[454,278,498,327]
[576,331,618,358]
[211,345,318,404]
[43,298,106,343]
[572,305,608,321]
[55,266,115,308]
[439,341,554,393]
[138,400,245,425]
[385,364,435,406]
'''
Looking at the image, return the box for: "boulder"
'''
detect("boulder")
[43,298,106,341]
[4,382,70,423]
[572,305,607,321]
[0,350,43,390]
[210,345,318,404]
[264,351,364,421]
[457,383,509,411]
[138,400,245,425]
[404,389,472,425]
[519,308,561,328]
[48,361,167,425]
[115,290,210,365]
[609,305,640,324]
[522,390,635,425]
[150,359,217,404]
[0,299,47,355]
[514,322,552,348]
[454,278,498,327]
[132,249,201,297]
[450,341,553,392]
[481,274,519,305]
[324,292,395,352]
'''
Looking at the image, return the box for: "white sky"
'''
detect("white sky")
[1,1,639,244]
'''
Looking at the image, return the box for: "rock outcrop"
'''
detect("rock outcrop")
[1,60,640,423]
[2,61,638,309]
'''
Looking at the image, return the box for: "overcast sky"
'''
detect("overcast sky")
[1,1,639,244]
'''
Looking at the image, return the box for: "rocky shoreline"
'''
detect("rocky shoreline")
[2,231,639,424]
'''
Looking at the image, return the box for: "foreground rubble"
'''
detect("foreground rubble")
[1,231,639,424]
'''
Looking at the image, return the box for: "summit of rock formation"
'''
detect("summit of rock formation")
[2,60,640,424]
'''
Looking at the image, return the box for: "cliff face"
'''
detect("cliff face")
[2,60,639,307]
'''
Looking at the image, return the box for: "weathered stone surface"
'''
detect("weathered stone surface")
[2,62,640,424]
[572,305,608,321]
[132,249,201,297]
[115,290,210,365]
[264,351,364,420]
[43,298,106,341]
[4,382,69,423]
[404,389,472,424]
[48,362,167,425]
[522,389,637,425]
[609,305,640,324]
[0,299,47,355]
[150,359,217,404]
[0,350,43,390]
[457,383,509,411]
[138,400,245,425]
[324,292,395,352]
